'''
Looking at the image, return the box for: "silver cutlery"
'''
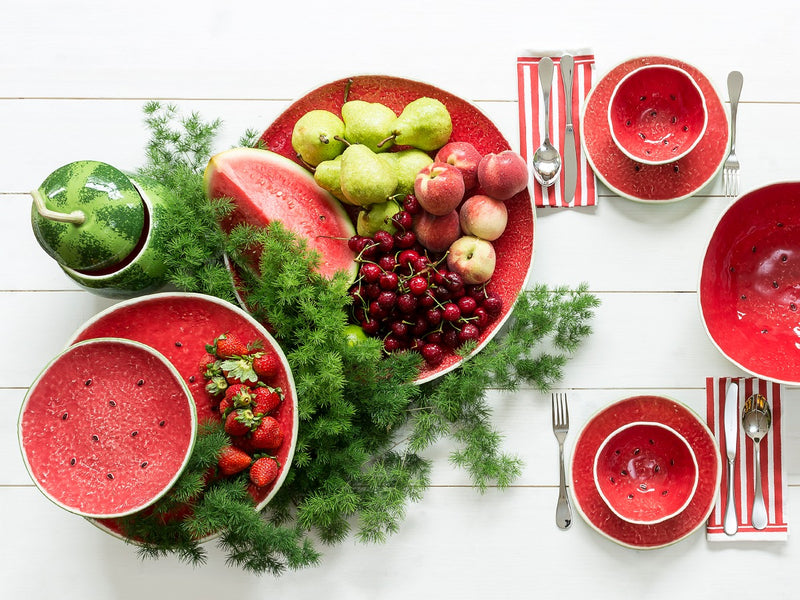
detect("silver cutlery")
[532,57,562,187]
[723,380,739,535]
[551,392,572,530]
[742,393,771,530]
[560,54,577,204]
[723,71,743,197]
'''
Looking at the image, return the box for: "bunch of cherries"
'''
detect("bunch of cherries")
[348,194,503,368]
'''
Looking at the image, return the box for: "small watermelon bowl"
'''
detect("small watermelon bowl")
[228,74,536,384]
[58,292,298,543]
[18,338,198,519]
[593,421,699,525]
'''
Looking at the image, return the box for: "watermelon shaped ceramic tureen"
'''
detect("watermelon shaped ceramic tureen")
[250,75,536,383]
[67,293,298,527]
[30,161,172,298]
[19,338,197,518]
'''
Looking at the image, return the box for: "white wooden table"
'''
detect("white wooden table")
[3,1,800,596]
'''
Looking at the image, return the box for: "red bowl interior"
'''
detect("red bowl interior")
[594,422,698,524]
[609,65,707,164]
[700,182,800,384]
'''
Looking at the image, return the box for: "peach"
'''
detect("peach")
[477,150,529,200]
[413,209,461,253]
[459,194,508,241]
[414,162,465,216]
[435,141,483,190]
[446,235,496,285]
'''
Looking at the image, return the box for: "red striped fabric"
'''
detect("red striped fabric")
[516,54,597,207]
[706,377,788,541]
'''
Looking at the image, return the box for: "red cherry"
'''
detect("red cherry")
[360,262,381,283]
[426,332,443,345]
[373,230,394,253]
[384,335,406,353]
[403,194,422,215]
[377,291,397,310]
[426,307,443,327]
[362,318,380,335]
[421,343,444,366]
[398,249,420,267]
[379,271,399,291]
[419,291,436,308]
[459,323,481,343]
[408,275,428,296]
[411,316,428,337]
[457,295,477,316]
[473,307,490,329]
[397,293,418,314]
[411,255,431,273]
[364,282,381,299]
[369,300,389,319]
[394,230,417,249]
[392,210,413,231]
[390,320,409,338]
[349,235,369,253]
[483,293,503,316]
[442,328,461,348]
[442,303,461,322]
[378,254,397,272]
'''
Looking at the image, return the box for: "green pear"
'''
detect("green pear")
[291,109,347,167]
[340,144,397,207]
[341,100,397,153]
[314,155,351,203]
[356,199,402,236]
[389,97,453,151]
[387,149,434,196]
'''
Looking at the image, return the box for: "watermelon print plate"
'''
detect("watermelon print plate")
[67,292,298,524]
[19,338,196,519]
[258,74,535,383]
[582,56,729,203]
[570,395,721,549]
[699,182,800,385]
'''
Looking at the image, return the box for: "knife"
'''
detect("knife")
[560,54,577,205]
[723,380,740,536]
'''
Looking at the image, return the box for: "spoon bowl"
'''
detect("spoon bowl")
[532,57,562,187]
[742,393,772,529]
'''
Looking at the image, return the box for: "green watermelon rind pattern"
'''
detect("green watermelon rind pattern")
[31,161,145,271]
[61,176,170,299]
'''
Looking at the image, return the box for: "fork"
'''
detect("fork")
[723,71,743,197]
[551,392,573,530]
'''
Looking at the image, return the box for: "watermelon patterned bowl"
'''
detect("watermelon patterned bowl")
[608,64,708,165]
[66,292,298,542]
[699,182,800,385]
[593,421,699,525]
[257,74,536,384]
[18,338,197,519]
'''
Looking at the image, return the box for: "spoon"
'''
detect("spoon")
[742,393,771,530]
[532,56,562,187]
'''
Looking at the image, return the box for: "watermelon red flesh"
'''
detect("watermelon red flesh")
[204,147,357,281]
[20,339,195,518]
[259,75,535,382]
[68,293,296,509]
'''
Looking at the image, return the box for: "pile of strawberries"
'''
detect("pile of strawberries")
[201,332,284,488]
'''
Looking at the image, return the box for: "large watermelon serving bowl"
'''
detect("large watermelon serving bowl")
[242,74,536,383]
[19,338,197,519]
[64,292,298,541]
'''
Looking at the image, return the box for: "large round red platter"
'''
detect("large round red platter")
[582,56,729,203]
[257,75,535,383]
[570,395,720,549]
[699,182,800,384]
[66,292,298,539]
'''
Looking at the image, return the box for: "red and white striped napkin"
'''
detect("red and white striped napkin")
[516,52,597,208]
[706,377,788,541]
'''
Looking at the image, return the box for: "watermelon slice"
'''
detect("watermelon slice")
[19,338,196,518]
[66,292,298,515]
[204,147,357,282]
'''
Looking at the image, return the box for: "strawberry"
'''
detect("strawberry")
[252,351,281,380]
[224,409,257,437]
[250,415,283,449]
[224,383,254,407]
[199,353,219,377]
[213,332,249,358]
[218,396,234,418]
[217,445,252,476]
[249,457,279,487]
[251,386,281,415]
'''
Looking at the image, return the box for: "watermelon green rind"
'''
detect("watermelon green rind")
[18,337,197,519]
[204,147,358,282]
[60,176,169,299]
[31,161,145,271]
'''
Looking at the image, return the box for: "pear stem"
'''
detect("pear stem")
[30,189,85,225]
[376,134,396,149]
[343,78,353,103]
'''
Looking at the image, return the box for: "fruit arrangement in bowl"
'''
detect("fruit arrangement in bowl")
[207,75,535,383]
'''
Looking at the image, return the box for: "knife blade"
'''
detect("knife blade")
[560,54,577,205]
[723,379,739,535]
